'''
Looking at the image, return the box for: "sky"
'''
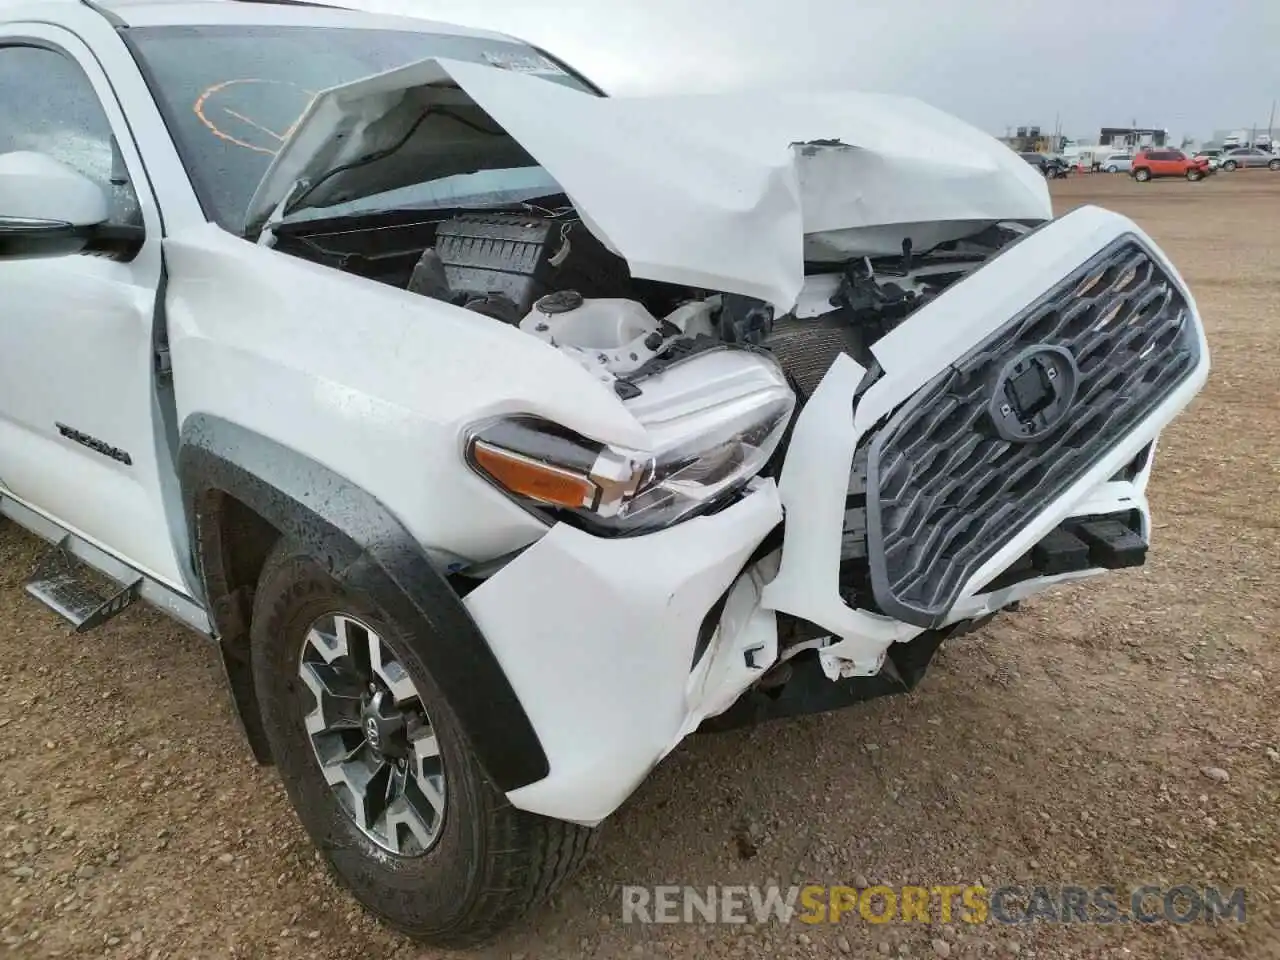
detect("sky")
[346,0,1279,143]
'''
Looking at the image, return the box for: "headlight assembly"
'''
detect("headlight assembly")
[466,350,795,535]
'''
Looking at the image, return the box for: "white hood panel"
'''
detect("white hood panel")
[253,57,1052,311]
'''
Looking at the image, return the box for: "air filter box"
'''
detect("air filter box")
[432,213,559,316]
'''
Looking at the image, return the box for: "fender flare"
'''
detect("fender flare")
[177,413,549,793]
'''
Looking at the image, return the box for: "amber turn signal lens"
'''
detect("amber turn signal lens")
[471,441,598,509]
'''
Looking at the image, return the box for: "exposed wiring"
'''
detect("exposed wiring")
[521,201,576,219]
[434,105,506,137]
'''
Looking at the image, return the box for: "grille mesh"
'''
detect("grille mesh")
[764,314,864,399]
[863,236,1200,627]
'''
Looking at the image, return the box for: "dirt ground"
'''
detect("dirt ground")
[2,172,1278,960]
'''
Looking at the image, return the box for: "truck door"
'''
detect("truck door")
[0,28,189,591]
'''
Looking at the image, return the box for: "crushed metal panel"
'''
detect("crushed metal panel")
[252,55,1052,312]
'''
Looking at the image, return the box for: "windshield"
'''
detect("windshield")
[128,25,593,231]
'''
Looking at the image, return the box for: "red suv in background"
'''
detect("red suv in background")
[1131,149,1212,182]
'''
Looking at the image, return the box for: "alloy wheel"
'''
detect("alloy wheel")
[298,613,446,856]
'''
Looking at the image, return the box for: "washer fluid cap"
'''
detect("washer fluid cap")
[536,290,586,315]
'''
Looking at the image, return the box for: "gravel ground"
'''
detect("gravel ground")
[2,172,1278,960]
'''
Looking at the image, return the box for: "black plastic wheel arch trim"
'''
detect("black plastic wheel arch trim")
[178,414,550,792]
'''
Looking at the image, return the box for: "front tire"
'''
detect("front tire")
[250,540,595,947]
[1133,167,1152,182]
[1269,159,1280,171]
[1105,164,1119,173]
[1186,168,1203,181]
[1222,160,1238,172]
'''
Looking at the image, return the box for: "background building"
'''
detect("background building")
[999,125,1068,153]
[1098,126,1168,149]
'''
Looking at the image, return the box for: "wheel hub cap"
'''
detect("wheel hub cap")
[360,690,407,761]
[298,613,446,856]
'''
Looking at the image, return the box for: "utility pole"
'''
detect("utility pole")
[1269,99,1276,147]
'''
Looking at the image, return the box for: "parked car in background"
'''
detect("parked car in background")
[1018,152,1071,178]
[1220,147,1280,171]
[1193,148,1224,170]
[1130,149,1211,182]
[1099,152,1133,173]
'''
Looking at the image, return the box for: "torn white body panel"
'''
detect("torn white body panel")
[223,34,1205,831]
[465,478,783,824]
[761,204,1210,673]
[758,350,914,676]
[470,205,1208,824]
[250,55,1051,311]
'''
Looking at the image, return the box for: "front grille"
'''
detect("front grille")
[863,236,1200,627]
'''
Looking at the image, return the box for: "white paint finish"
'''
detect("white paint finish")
[0,151,108,225]
[0,4,208,232]
[74,3,210,232]
[467,481,782,824]
[0,20,187,588]
[760,352,918,662]
[253,54,1050,310]
[245,58,526,234]
[939,567,1110,626]
[680,547,780,730]
[162,224,650,564]
[0,0,1215,831]
[793,273,843,318]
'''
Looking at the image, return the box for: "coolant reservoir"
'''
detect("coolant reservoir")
[520,290,659,350]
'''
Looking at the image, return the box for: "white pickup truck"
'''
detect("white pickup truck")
[0,0,1209,947]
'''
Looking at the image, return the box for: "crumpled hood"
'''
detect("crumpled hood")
[249,56,1051,311]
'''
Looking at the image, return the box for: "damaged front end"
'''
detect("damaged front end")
[709,208,1207,734]
[259,56,1208,823]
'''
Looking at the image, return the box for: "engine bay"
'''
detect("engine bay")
[272,206,1027,404]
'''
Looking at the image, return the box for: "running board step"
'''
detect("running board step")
[25,539,142,632]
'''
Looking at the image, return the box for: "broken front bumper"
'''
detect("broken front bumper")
[465,204,1209,826]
